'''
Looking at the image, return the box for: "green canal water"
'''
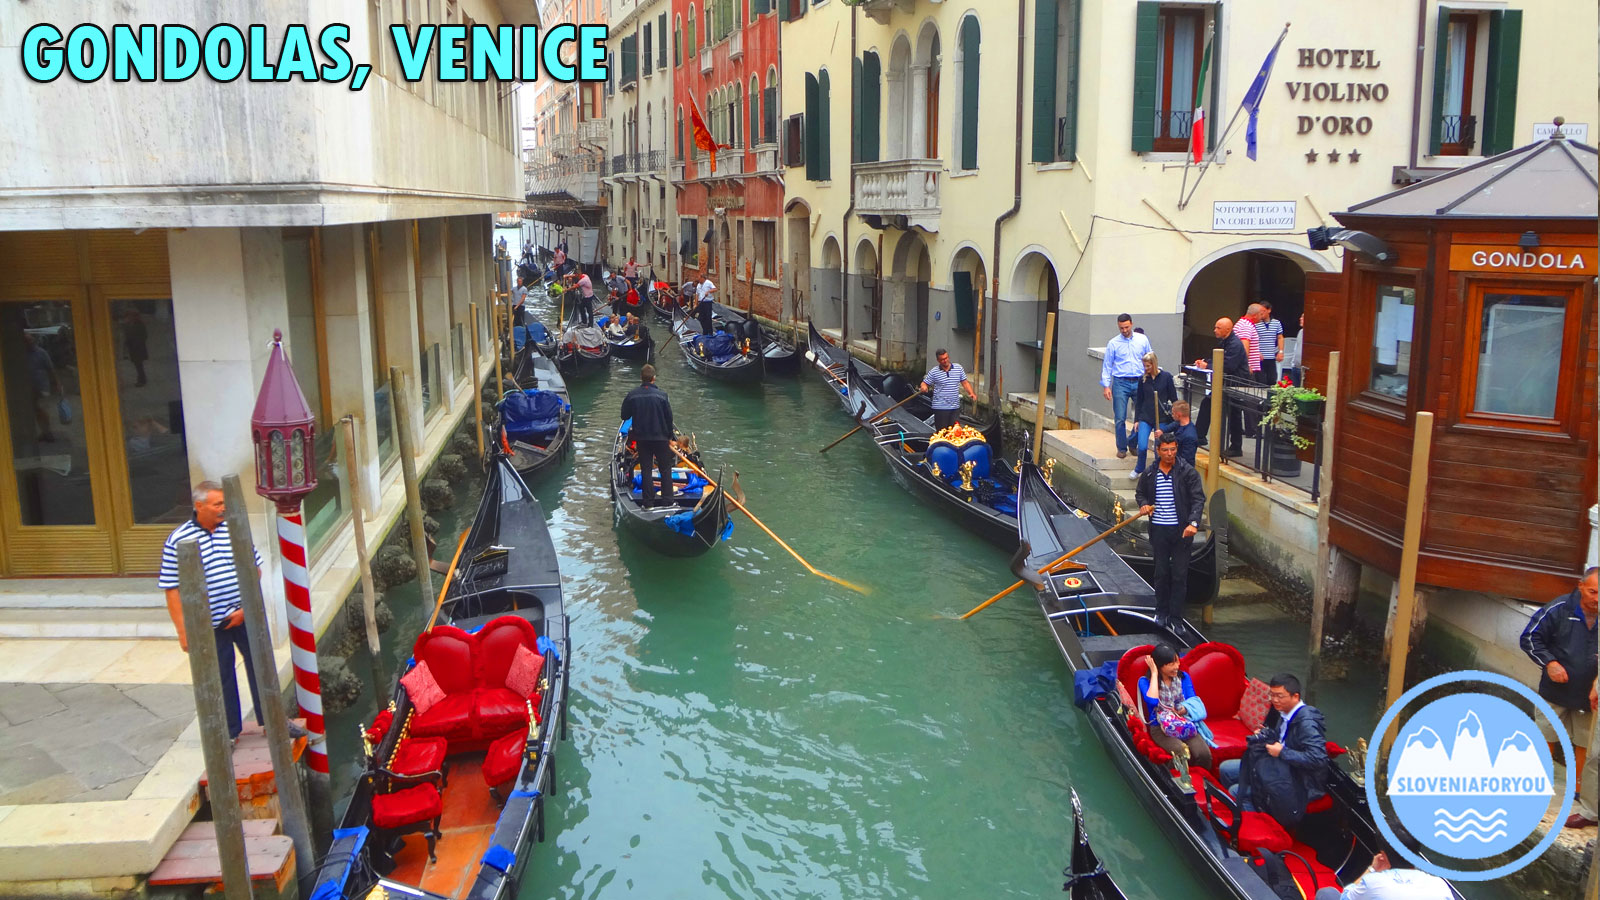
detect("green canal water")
[322,284,1514,900]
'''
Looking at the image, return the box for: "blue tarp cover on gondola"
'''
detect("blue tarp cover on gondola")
[309,826,369,900]
[501,389,568,441]
[693,332,739,364]
[1073,660,1121,709]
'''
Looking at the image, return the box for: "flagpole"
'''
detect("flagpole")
[1179,23,1289,211]
[1177,21,1215,209]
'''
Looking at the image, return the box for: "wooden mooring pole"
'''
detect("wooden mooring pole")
[469,302,485,460]
[1306,351,1340,697]
[1031,312,1057,463]
[339,418,385,693]
[219,477,318,879]
[175,540,254,900]
[1382,411,1434,752]
[1204,348,1224,502]
[390,367,436,604]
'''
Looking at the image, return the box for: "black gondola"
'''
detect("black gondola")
[1015,460,1464,900]
[597,314,655,361]
[1064,789,1129,900]
[609,422,732,556]
[670,308,765,384]
[647,282,685,321]
[310,455,569,900]
[497,350,572,482]
[712,303,800,375]
[806,319,856,407]
[553,320,611,377]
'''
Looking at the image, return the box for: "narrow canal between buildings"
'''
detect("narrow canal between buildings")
[325,281,1514,900]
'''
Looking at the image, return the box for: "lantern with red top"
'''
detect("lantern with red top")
[250,329,329,772]
[251,329,318,513]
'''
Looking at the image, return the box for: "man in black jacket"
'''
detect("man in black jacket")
[1135,433,1206,627]
[1520,567,1598,827]
[1220,673,1328,817]
[620,365,676,506]
[1192,317,1252,457]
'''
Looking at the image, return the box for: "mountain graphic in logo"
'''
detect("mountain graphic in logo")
[1385,695,1557,860]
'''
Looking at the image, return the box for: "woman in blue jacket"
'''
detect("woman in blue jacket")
[1138,643,1213,771]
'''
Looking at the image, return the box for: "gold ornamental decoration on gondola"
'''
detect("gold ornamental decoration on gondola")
[930,422,986,447]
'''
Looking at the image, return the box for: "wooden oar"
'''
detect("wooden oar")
[959,511,1149,620]
[670,446,869,594]
[425,531,472,632]
[820,392,921,453]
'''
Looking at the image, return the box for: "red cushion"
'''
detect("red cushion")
[1305,793,1333,815]
[410,692,476,740]
[505,643,546,699]
[1285,842,1341,895]
[1238,678,1273,732]
[400,661,446,715]
[475,687,534,736]
[1236,811,1293,854]
[413,626,477,696]
[365,709,395,745]
[1116,645,1157,720]
[482,730,526,789]
[1207,718,1253,763]
[1182,643,1247,720]
[1326,741,1347,758]
[476,616,541,688]
[372,784,442,828]
[392,737,448,776]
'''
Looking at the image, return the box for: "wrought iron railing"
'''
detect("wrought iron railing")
[1178,368,1325,502]
[1438,114,1477,152]
[1055,115,1075,162]
[1154,109,1195,142]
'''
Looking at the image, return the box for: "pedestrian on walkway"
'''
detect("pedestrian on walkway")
[1235,304,1263,381]
[621,365,676,507]
[919,348,978,431]
[1520,567,1598,827]
[1284,312,1305,386]
[1100,314,1153,460]
[158,482,264,740]
[1258,301,1284,385]
[1135,433,1205,627]
[1192,318,1251,458]
[1129,352,1177,479]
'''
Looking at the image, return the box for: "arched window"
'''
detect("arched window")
[749,75,761,146]
[955,16,981,171]
[674,15,683,67]
[764,67,779,144]
[687,6,697,57]
[676,105,684,159]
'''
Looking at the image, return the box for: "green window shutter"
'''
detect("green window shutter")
[852,58,863,164]
[660,14,668,69]
[1130,1,1159,153]
[952,271,976,331]
[819,70,832,180]
[960,19,981,170]
[862,53,881,162]
[1482,9,1522,155]
[778,0,788,21]
[805,73,819,180]
[1428,7,1451,156]
[1031,0,1059,164]
[1060,0,1082,161]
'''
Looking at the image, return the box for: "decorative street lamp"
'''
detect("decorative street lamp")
[250,329,327,774]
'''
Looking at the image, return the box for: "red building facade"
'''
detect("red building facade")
[671,0,784,320]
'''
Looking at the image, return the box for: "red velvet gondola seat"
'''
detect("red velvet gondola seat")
[1180,642,1253,763]
[482,729,527,795]
[404,616,545,753]
[371,783,443,863]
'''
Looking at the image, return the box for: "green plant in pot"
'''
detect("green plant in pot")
[1262,384,1321,476]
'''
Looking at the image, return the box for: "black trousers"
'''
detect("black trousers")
[1195,394,1244,452]
[1148,523,1194,622]
[215,621,265,739]
[698,305,714,336]
[636,440,675,504]
[576,296,594,325]
[932,407,959,430]
[1259,359,1278,385]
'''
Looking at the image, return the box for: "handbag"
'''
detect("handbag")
[1154,705,1199,741]
[56,398,72,425]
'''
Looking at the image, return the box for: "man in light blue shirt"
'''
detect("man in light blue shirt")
[1100,314,1153,458]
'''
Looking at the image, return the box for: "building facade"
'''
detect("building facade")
[526,0,609,263]
[605,0,678,278]
[781,0,1596,423]
[672,0,784,313]
[0,0,530,623]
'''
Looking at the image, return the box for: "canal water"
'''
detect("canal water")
[326,283,1512,900]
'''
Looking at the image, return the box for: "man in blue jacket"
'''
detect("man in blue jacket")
[1521,567,1598,827]
[1219,673,1328,816]
[620,365,677,507]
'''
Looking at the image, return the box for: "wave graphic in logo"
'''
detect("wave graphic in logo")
[1432,807,1508,844]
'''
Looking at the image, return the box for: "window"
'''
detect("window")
[764,68,779,144]
[784,112,805,167]
[1466,290,1570,422]
[1032,0,1082,163]
[643,23,653,74]
[675,17,683,67]
[1429,9,1520,156]
[956,16,981,170]
[659,13,668,69]
[753,221,776,279]
[676,105,684,159]
[688,6,697,57]
[778,0,804,21]
[750,76,761,146]
[804,71,829,181]
[621,33,638,86]
[857,52,881,163]
[753,0,770,14]
[1368,282,1416,402]
[1130,2,1217,153]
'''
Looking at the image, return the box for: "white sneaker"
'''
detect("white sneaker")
[1127,470,1140,480]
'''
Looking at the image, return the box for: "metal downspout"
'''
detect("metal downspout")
[989,0,1027,407]
[1407,0,1428,170]
[842,5,858,357]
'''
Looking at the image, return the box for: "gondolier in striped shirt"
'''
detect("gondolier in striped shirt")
[1135,434,1205,628]
[159,481,265,740]
[918,348,978,430]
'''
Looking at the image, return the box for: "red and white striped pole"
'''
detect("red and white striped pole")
[275,503,327,773]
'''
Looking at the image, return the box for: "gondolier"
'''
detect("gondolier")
[697,278,717,336]
[918,349,977,430]
[620,364,676,507]
[1135,433,1205,628]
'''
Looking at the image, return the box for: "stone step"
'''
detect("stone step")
[0,607,176,639]
[1078,406,1116,434]
[0,579,158,610]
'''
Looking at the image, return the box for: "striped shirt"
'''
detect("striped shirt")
[1233,317,1261,372]
[1258,317,1284,359]
[923,363,968,410]
[158,519,263,627]
[1151,469,1180,525]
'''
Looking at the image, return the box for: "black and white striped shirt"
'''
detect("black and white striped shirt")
[923,363,967,411]
[158,519,263,627]
[1259,318,1284,358]
[1152,469,1180,525]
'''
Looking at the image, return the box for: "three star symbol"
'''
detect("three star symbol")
[1305,148,1318,163]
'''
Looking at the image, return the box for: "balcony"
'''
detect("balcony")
[579,119,608,145]
[645,149,665,172]
[728,30,743,61]
[654,218,665,230]
[700,47,713,75]
[856,0,916,25]
[753,144,779,174]
[853,158,942,232]
[672,158,686,182]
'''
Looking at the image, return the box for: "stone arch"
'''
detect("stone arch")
[1010,249,1062,394]
[915,20,942,158]
[1175,241,1336,369]
[821,234,842,270]
[887,33,914,159]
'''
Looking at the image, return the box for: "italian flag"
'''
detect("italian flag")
[1189,26,1213,165]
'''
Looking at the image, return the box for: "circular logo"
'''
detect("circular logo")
[1063,577,1083,588]
[1366,671,1575,881]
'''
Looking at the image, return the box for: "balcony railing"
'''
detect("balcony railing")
[754,144,779,174]
[700,47,713,75]
[579,119,608,145]
[853,158,941,230]
[646,149,665,171]
[1438,114,1478,154]
[611,153,629,175]
[654,218,665,230]
[728,30,744,61]
[672,159,686,182]
[856,0,916,24]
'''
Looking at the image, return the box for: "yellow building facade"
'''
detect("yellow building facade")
[780,0,1596,422]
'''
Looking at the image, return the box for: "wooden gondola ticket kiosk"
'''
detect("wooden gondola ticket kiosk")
[1302,128,1597,631]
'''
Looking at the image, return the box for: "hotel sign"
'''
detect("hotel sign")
[1213,201,1297,231]
[1449,244,1597,277]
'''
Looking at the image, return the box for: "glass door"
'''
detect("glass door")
[0,292,119,574]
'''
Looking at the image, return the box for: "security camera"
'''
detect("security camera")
[1307,226,1395,264]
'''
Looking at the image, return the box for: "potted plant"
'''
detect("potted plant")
[1262,382,1320,477]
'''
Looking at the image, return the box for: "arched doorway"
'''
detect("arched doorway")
[851,238,879,344]
[718,217,733,308]
[945,245,987,375]
[1010,250,1062,396]
[888,232,933,366]
[1178,242,1335,372]
[784,198,812,326]
[816,234,844,330]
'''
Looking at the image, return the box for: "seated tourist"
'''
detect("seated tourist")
[1219,673,1327,815]
[1138,644,1214,779]
[1313,852,1453,900]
